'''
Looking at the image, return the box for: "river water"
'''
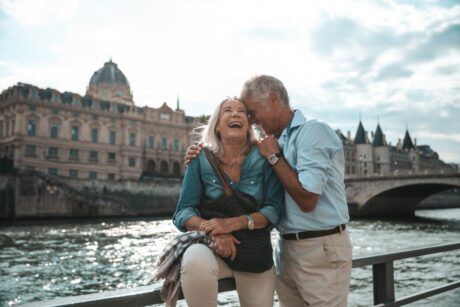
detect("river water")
[0,209,459,307]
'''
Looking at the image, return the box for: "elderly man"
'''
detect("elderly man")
[240,75,351,307]
[186,75,352,306]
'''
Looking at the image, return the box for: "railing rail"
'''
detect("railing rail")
[22,242,460,307]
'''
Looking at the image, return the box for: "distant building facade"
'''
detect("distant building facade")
[337,121,456,177]
[0,60,199,180]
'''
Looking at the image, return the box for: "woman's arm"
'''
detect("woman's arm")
[172,158,203,231]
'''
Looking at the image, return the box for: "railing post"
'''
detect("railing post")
[373,261,395,305]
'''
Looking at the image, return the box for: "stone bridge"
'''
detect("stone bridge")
[345,173,460,216]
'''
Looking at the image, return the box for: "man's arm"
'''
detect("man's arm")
[257,135,320,212]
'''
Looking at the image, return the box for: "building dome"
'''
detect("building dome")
[86,59,134,105]
[89,60,130,87]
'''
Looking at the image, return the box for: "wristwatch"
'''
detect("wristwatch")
[267,152,284,166]
[245,214,254,230]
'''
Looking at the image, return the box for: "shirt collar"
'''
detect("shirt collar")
[282,109,306,138]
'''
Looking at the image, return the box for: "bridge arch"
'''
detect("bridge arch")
[346,174,460,216]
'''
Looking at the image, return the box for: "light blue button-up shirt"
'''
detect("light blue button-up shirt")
[276,110,349,234]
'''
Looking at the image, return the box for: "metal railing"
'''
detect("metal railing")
[23,242,460,307]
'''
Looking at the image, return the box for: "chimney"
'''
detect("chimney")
[371,131,374,138]
[414,138,417,146]
[396,138,401,149]
[347,130,351,140]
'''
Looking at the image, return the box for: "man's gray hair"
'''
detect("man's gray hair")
[192,97,249,155]
[240,75,290,106]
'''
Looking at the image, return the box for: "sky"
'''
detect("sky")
[0,0,459,163]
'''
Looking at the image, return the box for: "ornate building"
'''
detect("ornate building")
[0,60,199,180]
[338,121,455,177]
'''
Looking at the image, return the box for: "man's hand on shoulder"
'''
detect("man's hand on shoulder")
[184,144,202,166]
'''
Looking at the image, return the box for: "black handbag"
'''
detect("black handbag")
[198,148,273,273]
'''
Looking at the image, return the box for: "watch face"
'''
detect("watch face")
[268,154,278,165]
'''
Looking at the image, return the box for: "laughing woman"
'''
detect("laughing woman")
[172,98,283,307]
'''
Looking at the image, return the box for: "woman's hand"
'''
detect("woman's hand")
[212,234,241,260]
[200,218,234,236]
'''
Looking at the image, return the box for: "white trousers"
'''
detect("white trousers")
[180,243,276,307]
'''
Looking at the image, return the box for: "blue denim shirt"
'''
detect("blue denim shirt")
[173,146,284,232]
[276,110,349,234]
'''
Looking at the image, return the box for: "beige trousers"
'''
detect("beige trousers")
[180,243,276,307]
[275,230,352,307]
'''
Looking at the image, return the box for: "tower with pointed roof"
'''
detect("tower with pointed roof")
[372,123,390,174]
[354,120,373,176]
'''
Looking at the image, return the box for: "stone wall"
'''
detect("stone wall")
[1,172,181,219]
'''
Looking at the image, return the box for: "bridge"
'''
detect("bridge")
[345,173,460,216]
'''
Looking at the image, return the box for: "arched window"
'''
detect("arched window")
[160,160,169,173]
[147,159,156,172]
[173,161,181,177]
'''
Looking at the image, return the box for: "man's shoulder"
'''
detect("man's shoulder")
[300,117,335,135]
[297,117,341,146]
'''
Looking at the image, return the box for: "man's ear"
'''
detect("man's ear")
[268,91,279,105]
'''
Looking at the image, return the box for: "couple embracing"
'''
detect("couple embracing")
[159,75,352,307]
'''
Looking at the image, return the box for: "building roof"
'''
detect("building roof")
[402,130,415,150]
[89,60,130,87]
[354,121,369,144]
[372,124,387,147]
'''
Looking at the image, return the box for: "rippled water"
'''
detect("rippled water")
[0,209,459,307]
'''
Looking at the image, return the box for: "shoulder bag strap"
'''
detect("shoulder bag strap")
[202,147,232,196]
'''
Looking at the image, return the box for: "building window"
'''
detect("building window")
[69,169,78,178]
[48,168,58,176]
[25,165,36,171]
[25,145,36,156]
[174,139,180,152]
[69,148,79,160]
[52,108,58,115]
[92,114,98,120]
[161,137,167,150]
[108,152,116,163]
[128,157,136,167]
[72,112,79,118]
[28,119,36,137]
[107,173,115,180]
[29,104,36,112]
[48,147,59,157]
[71,126,79,141]
[0,122,3,137]
[148,136,155,149]
[160,113,171,120]
[89,150,98,161]
[129,132,136,146]
[89,171,97,179]
[91,128,98,143]
[110,131,116,145]
[50,123,59,139]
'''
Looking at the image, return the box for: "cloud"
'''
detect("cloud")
[0,0,79,27]
[0,0,459,162]
[375,64,413,80]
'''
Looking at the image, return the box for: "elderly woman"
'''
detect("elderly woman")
[172,98,283,307]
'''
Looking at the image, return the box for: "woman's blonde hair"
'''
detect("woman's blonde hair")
[192,97,250,155]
